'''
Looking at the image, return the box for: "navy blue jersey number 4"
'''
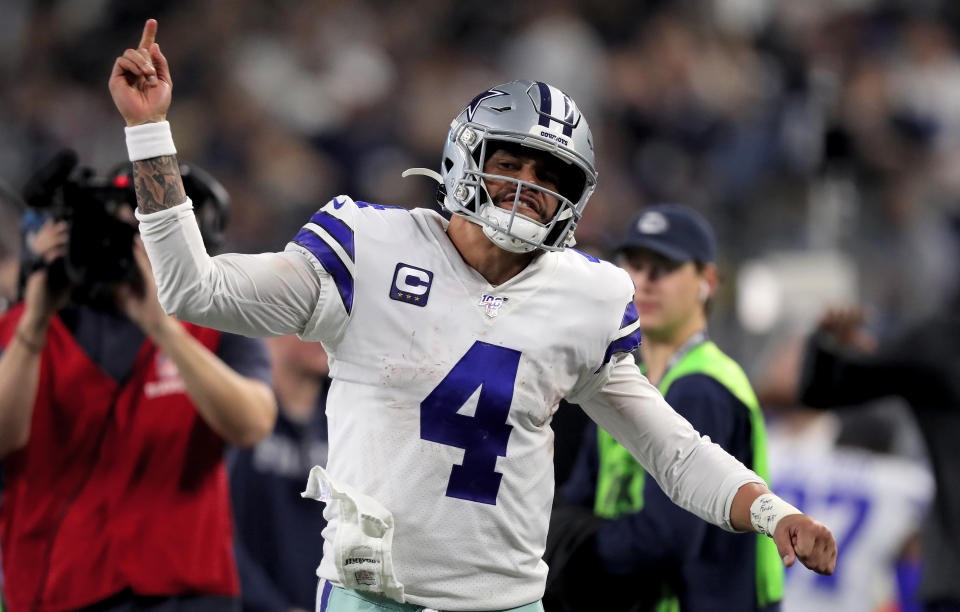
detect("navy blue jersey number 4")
[420,341,522,505]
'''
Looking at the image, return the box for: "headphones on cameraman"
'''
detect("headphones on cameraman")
[179,162,230,254]
[109,161,230,255]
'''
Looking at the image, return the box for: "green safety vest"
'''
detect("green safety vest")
[594,341,783,610]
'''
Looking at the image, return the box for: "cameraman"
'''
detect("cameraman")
[0,157,277,612]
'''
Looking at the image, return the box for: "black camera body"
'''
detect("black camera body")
[23,150,141,307]
[21,149,230,308]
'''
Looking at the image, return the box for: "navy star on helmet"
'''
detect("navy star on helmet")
[403,80,597,253]
[464,88,509,122]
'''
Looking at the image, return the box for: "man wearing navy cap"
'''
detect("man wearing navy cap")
[555,205,784,611]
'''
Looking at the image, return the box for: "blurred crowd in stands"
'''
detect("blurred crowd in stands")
[2,0,959,348]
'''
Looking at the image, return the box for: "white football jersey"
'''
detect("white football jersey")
[768,418,933,612]
[285,196,638,609]
[138,196,764,611]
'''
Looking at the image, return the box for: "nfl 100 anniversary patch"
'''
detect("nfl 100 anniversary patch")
[478,294,508,318]
[389,263,433,306]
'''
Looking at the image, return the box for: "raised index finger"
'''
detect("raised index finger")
[138,18,158,50]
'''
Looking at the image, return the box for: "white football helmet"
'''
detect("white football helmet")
[404,80,597,253]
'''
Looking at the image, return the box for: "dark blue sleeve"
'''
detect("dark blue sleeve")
[558,421,599,509]
[593,374,752,575]
[799,332,912,408]
[216,332,273,386]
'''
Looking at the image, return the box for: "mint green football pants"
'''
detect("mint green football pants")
[316,579,545,612]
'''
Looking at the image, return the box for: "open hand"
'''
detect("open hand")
[108,19,172,126]
[773,513,837,575]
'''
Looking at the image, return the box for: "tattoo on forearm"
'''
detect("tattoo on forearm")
[133,155,187,214]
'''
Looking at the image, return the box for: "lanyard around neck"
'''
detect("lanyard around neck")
[661,329,709,381]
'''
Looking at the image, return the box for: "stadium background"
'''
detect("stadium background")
[0,1,957,610]
[3,0,959,358]
[7,0,960,358]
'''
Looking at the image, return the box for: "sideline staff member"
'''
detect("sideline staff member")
[555,205,782,611]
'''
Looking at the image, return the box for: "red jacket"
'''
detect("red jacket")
[0,304,238,612]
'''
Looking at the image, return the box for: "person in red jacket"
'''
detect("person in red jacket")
[0,157,278,612]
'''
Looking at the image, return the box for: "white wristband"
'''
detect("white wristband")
[125,121,177,161]
[750,493,802,537]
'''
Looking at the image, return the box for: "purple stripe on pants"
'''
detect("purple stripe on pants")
[319,580,333,612]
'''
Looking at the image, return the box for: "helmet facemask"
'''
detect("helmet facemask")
[451,129,592,253]
[404,80,598,253]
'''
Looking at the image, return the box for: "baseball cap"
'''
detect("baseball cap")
[616,204,716,263]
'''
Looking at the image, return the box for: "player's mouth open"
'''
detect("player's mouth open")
[496,193,544,222]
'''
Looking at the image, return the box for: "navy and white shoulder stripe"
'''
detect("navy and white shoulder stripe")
[598,301,642,370]
[292,208,356,315]
[290,196,410,315]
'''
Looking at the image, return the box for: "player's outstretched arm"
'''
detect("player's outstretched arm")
[108,18,185,214]
[580,354,836,575]
[731,483,837,575]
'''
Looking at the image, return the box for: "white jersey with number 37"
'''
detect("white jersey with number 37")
[286,196,638,609]
[769,419,933,612]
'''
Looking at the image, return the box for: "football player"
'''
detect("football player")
[109,19,836,612]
